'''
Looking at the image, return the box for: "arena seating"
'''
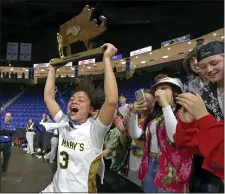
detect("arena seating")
[1,68,188,129]
[2,83,73,128]
[0,83,25,106]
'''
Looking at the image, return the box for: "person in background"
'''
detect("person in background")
[43,115,53,154]
[35,114,48,159]
[128,89,155,176]
[128,77,192,193]
[0,113,16,177]
[103,109,130,172]
[175,40,224,192]
[44,128,59,164]
[41,113,47,122]
[118,94,129,117]
[183,46,209,94]
[26,119,35,155]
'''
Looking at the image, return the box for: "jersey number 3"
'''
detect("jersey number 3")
[60,151,69,169]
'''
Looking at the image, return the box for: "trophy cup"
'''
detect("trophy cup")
[50,5,107,66]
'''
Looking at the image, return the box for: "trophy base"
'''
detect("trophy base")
[50,47,103,66]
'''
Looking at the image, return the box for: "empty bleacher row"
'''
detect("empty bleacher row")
[0,83,26,106]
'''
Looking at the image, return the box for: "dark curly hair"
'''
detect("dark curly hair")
[71,87,105,111]
[183,44,203,76]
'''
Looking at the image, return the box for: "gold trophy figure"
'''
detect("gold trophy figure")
[57,33,64,58]
[51,5,107,66]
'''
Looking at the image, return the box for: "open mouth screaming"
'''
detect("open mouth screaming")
[70,106,79,114]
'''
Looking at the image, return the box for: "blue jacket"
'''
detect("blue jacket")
[0,121,16,143]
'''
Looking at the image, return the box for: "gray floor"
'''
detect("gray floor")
[0,147,141,193]
[127,170,141,187]
[1,147,53,193]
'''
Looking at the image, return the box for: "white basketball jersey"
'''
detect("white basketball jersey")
[42,118,103,193]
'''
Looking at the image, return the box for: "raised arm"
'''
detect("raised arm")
[44,63,61,118]
[128,112,143,139]
[98,44,118,126]
[162,105,178,143]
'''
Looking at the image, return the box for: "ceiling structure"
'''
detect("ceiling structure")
[1,0,224,65]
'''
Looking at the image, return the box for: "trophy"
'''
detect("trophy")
[51,5,107,66]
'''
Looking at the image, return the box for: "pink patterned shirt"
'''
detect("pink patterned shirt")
[138,115,192,192]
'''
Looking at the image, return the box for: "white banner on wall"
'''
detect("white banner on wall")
[20,43,32,61]
[78,58,95,65]
[33,63,49,68]
[33,61,72,68]
[130,46,152,57]
[6,42,19,61]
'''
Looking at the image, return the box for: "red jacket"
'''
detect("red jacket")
[174,114,224,180]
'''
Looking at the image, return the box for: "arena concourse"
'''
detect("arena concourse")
[0,1,224,193]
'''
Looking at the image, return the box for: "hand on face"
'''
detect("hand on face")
[155,89,170,108]
[101,43,117,59]
[176,93,209,120]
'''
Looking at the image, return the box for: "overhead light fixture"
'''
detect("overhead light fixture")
[221,36,224,39]
[87,67,91,69]
[213,33,216,36]
[121,61,126,64]
[57,69,59,71]
[136,56,138,58]
[162,55,169,59]
[141,61,146,64]
[188,42,191,44]
[167,48,171,50]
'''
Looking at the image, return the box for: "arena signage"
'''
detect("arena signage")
[130,46,152,57]
[161,34,190,48]
[33,62,72,68]
[78,58,95,65]
[112,54,123,60]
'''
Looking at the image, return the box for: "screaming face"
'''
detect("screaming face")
[67,91,91,122]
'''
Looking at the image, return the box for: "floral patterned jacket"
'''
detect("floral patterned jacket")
[138,114,192,192]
